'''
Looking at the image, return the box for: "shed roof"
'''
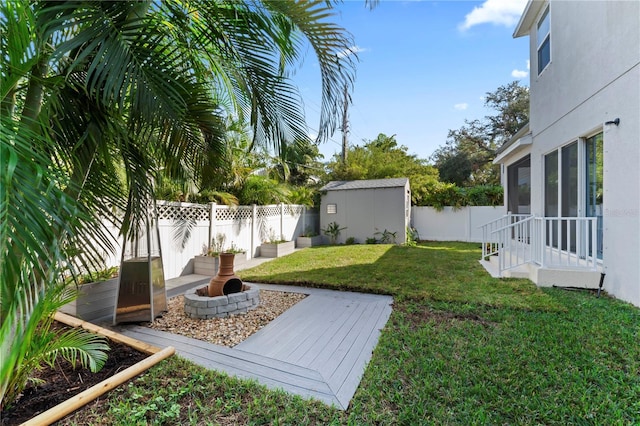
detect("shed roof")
[320,178,409,192]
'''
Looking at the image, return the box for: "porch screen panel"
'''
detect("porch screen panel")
[561,142,578,251]
[544,151,559,248]
[507,155,531,214]
[586,133,603,259]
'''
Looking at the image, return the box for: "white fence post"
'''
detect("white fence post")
[251,204,258,258]
[208,202,216,251]
[280,203,285,241]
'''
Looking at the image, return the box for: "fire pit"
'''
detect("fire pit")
[203,252,243,297]
[183,284,260,319]
[185,252,260,319]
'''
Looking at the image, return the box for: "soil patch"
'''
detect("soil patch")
[1,323,147,425]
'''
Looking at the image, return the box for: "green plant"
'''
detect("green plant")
[406,226,420,246]
[321,222,347,244]
[345,237,357,245]
[71,266,120,285]
[300,226,319,237]
[205,234,226,257]
[374,229,397,244]
[224,242,246,255]
[365,237,378,244]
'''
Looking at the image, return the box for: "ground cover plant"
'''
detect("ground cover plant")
[61,242,639,425]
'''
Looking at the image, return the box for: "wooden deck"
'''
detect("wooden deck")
[116,282,393,410]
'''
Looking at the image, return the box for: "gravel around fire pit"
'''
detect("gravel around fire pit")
[145,290,306,347]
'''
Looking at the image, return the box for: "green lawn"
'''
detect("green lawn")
[65,242,640,425]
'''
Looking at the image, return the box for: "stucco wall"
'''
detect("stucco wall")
[523,0,640,306]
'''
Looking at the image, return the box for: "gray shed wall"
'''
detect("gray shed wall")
[320,182,410,244]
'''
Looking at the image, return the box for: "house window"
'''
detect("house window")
[327,203,337,214]
[537,6,551,75]
[544,136,603,258]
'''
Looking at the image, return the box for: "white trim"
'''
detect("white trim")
[493,133,533,164]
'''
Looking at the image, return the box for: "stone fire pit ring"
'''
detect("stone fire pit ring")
[184,284,260,319]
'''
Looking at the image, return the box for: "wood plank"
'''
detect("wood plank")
[115,282,393,411]
[240,295,356,360]
[118,326,342,408]
[238,296,333,357]
[291,300,368,368]
[331,301,393,406]
[283,299,359,364]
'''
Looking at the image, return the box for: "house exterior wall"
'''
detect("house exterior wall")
[513,0,640,306]
[320,182,409,244]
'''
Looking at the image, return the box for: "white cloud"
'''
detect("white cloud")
[459,0,528,31]
[337,45,369,59]
[511,69,528,78]
[511,59,530,78]
[454,103,468,111]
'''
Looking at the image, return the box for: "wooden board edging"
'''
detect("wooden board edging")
[21,346,175,426]
[54,311,160,355]
[18,312,176,425]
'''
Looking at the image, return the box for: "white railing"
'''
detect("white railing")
[481,213,531,260]
[482,215,600,276]
[490,216,535,275]
[532,217,599,270]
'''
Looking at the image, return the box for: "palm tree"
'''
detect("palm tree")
[1,0,357,407]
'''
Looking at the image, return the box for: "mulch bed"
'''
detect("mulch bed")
[1,323,148,425]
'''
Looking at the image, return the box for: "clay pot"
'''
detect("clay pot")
[208,253,243,296]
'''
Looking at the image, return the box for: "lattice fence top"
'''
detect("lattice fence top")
[216,206,252,221]
[285,205,304,216]
[157,201,306,222]
[257,205,282,219]
[157,201,209,222]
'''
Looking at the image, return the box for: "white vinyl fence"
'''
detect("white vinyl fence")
[411,206,506,243]
[104,202,318,279]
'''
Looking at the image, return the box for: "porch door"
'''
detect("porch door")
[586,132,603,259]
[507,155,531,214]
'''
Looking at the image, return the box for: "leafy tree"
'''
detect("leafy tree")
[325,133,440,204]
[237,175,292,205]
[432,81,529,186]
[1,0,356,407]
[269,139,324,186]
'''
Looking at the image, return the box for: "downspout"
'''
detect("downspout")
[597,272,605,298]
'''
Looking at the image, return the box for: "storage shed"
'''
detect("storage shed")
[320,178,411,245]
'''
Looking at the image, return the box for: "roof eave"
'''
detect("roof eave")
[513,0,546,38]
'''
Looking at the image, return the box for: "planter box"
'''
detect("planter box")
[296,235,323,248]
[260,241,295,258]
[59,278,119,322]
[194,252,248,275]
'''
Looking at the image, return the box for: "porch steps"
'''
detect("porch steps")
[480,256,602,289]
[480,255,531,279]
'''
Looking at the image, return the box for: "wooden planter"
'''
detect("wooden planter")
[59,278,119,322]
[296,235,323,248]
[194,252,248,275]
[260,241,295,258]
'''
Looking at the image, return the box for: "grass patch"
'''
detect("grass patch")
[240,242,561,311]
[62,242,639,425]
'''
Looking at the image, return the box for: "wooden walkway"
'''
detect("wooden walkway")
[117,282,393,410]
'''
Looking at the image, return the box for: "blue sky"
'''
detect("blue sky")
[294,0,530,162]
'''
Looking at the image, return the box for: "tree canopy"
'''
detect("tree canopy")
[431,81,529,187]
[324,133,440,205]
[1,0,358,407]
